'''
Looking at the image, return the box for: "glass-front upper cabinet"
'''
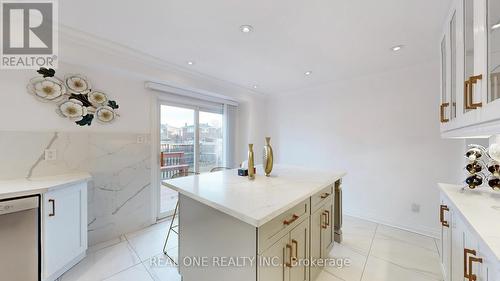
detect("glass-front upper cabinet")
[450,12,457,120]
[464,0,483,112]
[488,0,500,102]
[440,36,449,123]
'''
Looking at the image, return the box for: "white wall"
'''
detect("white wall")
[0,28,268,244]
[267,61,465,237]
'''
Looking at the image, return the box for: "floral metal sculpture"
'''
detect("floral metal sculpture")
[27,68,119,126]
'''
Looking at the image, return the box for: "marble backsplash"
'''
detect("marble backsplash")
[0,131,152,245]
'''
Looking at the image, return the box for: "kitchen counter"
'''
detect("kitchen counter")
[0,173,92,200]
[439,183,500,265]
[164,164,345,281]
[162,164,346,227]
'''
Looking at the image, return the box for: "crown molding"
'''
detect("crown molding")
[57,24,266,99]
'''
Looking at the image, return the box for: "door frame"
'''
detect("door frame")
[152,95,201,220]
[152,93,228,220]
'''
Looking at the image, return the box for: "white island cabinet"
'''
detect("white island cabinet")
[163,165,345,281]
[0,173,91,281]
[438,184,500,281]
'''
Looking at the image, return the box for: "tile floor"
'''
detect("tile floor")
[59,216,443,281]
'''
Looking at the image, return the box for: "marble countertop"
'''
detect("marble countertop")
[0,172,92,200]
[439,183,500,265]
[162,165,346,227]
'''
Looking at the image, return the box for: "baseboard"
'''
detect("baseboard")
[344,212,441,239]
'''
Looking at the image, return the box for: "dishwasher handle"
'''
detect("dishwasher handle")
[48,199,55,217]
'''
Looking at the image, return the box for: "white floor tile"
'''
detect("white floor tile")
[126,220,178,261]
[143,252,181,281]
[362,256,443,281]
[60,241,141,281]
[370,226,442,280]
[375,224,438,252]
[325,243,367,281]
[103,264,153,281]
[315,270,344,281]
[341,216,377,255]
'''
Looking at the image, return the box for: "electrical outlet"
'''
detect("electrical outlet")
[411,203,421,213]
[137,135,145,144]
[44,149,57,161]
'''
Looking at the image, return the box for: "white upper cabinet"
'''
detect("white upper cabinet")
[440,0,500,137]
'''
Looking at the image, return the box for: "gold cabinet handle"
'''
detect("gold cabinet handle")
[325,210,330,227]
[320,193,330,199]
[321,211,328,229]
[465,75,483,110]
[291,239,298,263]
[464,248,483,281]
[48,199,55,217]
[283,214,299,225]
[285,244,293,268]
[440,103,450,123]
[440,205,449,227]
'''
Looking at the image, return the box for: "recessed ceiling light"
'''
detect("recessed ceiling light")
[304,71,312,76]
[492,22,500,30]
[187,61,195,65]
[391,45,404,52]
[240,25,253,33]
[252,85,258,89]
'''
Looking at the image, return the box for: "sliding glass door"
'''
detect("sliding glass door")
[158,103,225,217]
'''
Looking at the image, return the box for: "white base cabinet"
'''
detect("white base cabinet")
[42,182,88,281]
[439,193,499,281]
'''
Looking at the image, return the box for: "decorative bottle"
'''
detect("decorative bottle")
[263,137,274,177]
[248,144,255,180]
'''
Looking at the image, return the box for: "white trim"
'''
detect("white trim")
[58,24,265,98]
[145,81,239,107]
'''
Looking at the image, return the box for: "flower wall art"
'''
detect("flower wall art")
[27,68,120,126]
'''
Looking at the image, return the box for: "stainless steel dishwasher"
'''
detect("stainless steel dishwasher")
[0,195,40,281]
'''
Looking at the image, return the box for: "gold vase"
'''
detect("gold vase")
[263,137,274,177]
[248,144,255,180]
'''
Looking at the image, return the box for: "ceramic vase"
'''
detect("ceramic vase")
[248,144,255,180]
[263,137,274,177]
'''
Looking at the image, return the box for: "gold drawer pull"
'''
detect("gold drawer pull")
[440,205,449,227]
[440,103,449,123]
[320,193,330,199]
[285,244,293,268]
[291,239,298,263]
[464,248,483,281]
[321,212,328,229]
[283,214,299,225]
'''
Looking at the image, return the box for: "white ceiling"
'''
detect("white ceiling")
[60,0,452,95]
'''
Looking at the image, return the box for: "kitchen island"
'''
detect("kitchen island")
[162,165,346,281]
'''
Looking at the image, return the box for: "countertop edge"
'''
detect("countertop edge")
[0,173,92,200]
[163,172,345,227]
[438,183,500,266]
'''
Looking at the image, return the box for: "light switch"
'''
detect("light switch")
[44,149,57,161]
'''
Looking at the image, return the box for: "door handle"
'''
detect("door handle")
[291,239,298,263]
[465,75,483,110]
[440,205,449,227]
[48,199,55,217]
[285,244,293,268]
[464,248,483,281]
[321,211,328,229]
[440,103,450,123]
